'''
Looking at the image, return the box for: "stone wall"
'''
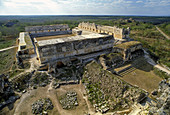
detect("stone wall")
[25,25,71,37]
[113,43,143,61]
[36,36,114,64]
[78,22,130,39]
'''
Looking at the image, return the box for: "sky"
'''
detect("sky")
[0,0,170,16]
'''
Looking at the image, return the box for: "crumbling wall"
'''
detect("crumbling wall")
[113,43,143,61]
[72,28,82,35]
[36,36,114,64]
[78,22,130,39]
[25,25,71,37]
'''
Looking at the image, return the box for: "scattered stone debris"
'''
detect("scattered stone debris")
[50,62,83,87]
[11,72,32,92]
[0,74,19,110]
[59,91,79,109]
[52,80,60,89]
[30,72,50,88]
[83,61,147,113]
[31,98,53,114]
[149,78,170,115]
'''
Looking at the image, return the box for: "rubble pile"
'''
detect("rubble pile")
[0,74,19,109]
[11,72,51,92]
[30,72,51,88]
[12,72,32,92]
[59,91,79,109]
[51,63,83,85]
[149,78,170,115]
[31,98,53,114]
[83,61,147,112]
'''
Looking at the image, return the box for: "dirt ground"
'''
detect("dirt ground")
[119,58,162,93]
[1,83,93,115]
[55,84,89,115]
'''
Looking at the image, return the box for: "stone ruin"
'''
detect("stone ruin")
[0,74,19,110]
[16,22,143,73]
[25,24,71,37]
[113,41,144,61]
[59,91,78,109]
[78,22,130,39]
[31,98,53,114]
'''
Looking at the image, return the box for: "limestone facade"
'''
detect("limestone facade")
[25,25,71,37]
[113,41,143,61]
[35,34,114,64]
[78,22,130,39]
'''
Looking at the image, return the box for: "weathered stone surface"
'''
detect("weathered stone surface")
[59,91,79,109]
[0,74,19,110]
[82,61,147,113]
[36,32,114,64]
[78,22,130,39]
[149,78,170,115]
[31,98,53,114]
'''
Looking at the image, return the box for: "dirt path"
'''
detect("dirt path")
[12,83,91,115]
[143,49,170,75]
[10,54,40,82]
[128,104,141,115]
[79,81,95,114]
[155,26,170,40]
[14,90,35,115]
[0,46,18,52]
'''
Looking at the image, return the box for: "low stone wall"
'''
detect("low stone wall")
[113,43,143,61]
[25,24,70,32]
[30,30,72,37]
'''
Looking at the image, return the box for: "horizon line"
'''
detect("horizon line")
[0,14,170,17]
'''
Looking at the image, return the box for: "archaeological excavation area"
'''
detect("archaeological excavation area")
[1,22,167,115]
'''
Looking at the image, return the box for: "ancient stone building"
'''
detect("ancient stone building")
[25,25,71,37]
[113,41,143,61]
[78,22,130,39]
[16,22,142,69]
[35,33,114,65]
[16,32,34,65]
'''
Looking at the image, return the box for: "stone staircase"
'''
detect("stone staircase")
[119,66,136,76]
[116,57,147,76]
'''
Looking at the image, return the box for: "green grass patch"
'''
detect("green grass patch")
[0,49,16,74]
[0,39,16,49]
[153,68,169,79]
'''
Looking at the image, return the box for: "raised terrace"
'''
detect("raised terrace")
[17,22,138,67]
[35,30,114,64]
[25,24,71,37]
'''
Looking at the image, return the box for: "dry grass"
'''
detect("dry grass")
[1,84,89,115]
[115,41,141,49]
[0,48,16,74]
[119,57,162,93]
[56,85,89,115]
[25,34,34,49]
[1,86,60,115]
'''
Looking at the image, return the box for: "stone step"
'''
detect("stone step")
[119,67,136,76]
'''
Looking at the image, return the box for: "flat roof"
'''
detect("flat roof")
[115,41,142,49]
[36,34,76,41]
[37,33,111,47]
[19,32,26,46]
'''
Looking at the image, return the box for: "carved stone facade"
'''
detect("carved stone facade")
[78,22,130,39]
[35,34,114,64]
[113,41,143,61]
[17,23,142,69]
[25,25,71,37]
